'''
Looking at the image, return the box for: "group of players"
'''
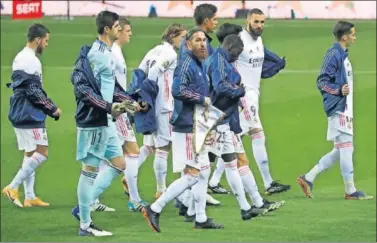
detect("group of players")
[3,3,373,237]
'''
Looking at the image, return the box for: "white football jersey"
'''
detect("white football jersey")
[235,29,265,92]
[12,46,43,83]
[343,57,353,118]
[111,42,127,91]
[138,42,177,113]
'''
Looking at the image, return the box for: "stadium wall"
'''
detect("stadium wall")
[1,1,376,19]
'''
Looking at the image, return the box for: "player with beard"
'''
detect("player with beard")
[3,24,62,208]
[234,8,290,195]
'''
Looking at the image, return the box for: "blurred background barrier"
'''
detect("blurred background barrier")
[1,0,376,20]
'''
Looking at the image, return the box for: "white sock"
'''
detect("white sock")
[9,152,47,190]
[251,132,274,189]
[224,159,251,211]
[138,145,153,168]
[186,190,195,216]
[22,156,36,200]
[151,174,198,213]
[238,166,263,208]
[338,142,357,195]
[154,149,168,193]
[192,166,210,223]
[305,147,339,182]
[209,158,225,187]
[125,154,142,203]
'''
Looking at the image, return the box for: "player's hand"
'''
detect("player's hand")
[119,100,141,115]
[342,84,350,96]
[204,97,211,107]
[139,101,149,112]
[111,103,123,118]
[239,83,246,96]
[53,108,62,117]
[204,130,216,145]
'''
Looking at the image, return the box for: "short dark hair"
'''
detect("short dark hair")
[216,23,243,43]
[333,21,355,40]
[186,28,205,41]
[96,10,119,34]
[27,23,50,42]
[247,8,264,18]
[119,16,131,29]
[222,34,244,50]
[194,3,217,25]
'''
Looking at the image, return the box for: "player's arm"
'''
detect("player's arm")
[210,58,245,99]
[113,79,134,103]
[172,66,205,105]
[25,82,58,117]
[264,46,284,62]
[316,52,343,96]
[72,71,113,114]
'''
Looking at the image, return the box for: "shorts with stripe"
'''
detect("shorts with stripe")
[209,123,235,157]
[239,89,263,136]
[76,121,123,167]
[172,132,210,173]
[14,128,48,152]
[143,112,172,148]
[115,114,137,144]
[327,112,353,145]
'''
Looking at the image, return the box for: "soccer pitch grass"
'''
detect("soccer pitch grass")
[1,16,376,242]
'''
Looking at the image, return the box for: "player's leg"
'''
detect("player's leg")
[237,151,284,213]
[138,135,155,167]
[336,133,373,200]
[142,132,222,232]
[297,147,339,198]
[152,113,172,199]
[90,160,115,212]
[208,152,228,194]
[73,128,113,236]
[3,128,49,208]
[123,140,148,211]
[219,125,266,220]
[153,143,170,199]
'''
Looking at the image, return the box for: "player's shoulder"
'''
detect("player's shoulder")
[12,48,41,75]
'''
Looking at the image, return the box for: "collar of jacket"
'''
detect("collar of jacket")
[216,47,232,62]
[333,42,349,58]
[95,38,112,51]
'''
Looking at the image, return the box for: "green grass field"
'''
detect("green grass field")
[1,16,376,242]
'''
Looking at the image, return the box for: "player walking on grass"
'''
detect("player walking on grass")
[203,34,270,221]
[207,24,285,215]
[209,9,290,196]
[132,24,187,201]
[70,11,141,237]
[142,29,223,233]
[297,21,374,200]
[3,24,62,208]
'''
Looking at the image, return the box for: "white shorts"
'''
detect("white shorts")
[327,113,353,143]
[232,133,245,154]
[172,132,210,173]
[14,128,49,152]
[115,114,137,144]
[239,90,263,136]
[143,112,172,148]
[209,123,235,157]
